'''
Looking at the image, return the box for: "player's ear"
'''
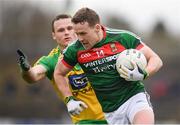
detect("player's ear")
[52,32,56,40]
[95,24,101,32]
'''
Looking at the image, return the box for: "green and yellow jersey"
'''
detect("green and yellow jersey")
[34,46,106,124]
[62,27,145,113]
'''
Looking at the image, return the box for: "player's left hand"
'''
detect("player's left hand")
[119,61,148,81]
[65,96,88,116]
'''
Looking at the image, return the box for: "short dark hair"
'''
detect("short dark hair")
[72,7,100,27]
[51,14,72,32]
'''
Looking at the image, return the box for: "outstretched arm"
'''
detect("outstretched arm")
[17,49,47,83]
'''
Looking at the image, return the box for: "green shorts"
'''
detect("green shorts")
[75,120,108,124]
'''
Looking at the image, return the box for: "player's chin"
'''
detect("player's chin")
[84,47,92,50]
[64,40,71,45]
[83,44,93,50]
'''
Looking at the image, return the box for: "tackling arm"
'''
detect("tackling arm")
[17,49,47,83]
[21,65,47,83]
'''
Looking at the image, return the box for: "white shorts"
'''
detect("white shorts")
[104,92,153,124]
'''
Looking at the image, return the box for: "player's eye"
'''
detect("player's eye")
[67,26,73,30]
[77,32,86,36]
[58,28,65,32]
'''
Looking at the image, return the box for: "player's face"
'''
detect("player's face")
[52,18,77,49]
[73,22,100,50]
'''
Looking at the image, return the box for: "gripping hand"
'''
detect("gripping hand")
[119,61,148,81]
[17,49,30,71]
[65,96,88,116]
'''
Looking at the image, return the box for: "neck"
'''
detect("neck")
[58,45,65,52]
[98,28,104,42]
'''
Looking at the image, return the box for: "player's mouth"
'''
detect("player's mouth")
[82,42,91,49]
[64,37,72,42]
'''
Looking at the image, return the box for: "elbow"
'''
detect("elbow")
[22,77,37,84]
[147,55,163,76]
[54,68,66,83]
[54,62,71,81]
[22,75,38,84]
[26,80,35,84]
[54,69,64,81]
[54,69,59,81]
[158,56,163,70]
[152,56,163,73]
[160,59,163,69]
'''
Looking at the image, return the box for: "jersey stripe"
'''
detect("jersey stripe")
[106,28,140,39]
[62,59,74,69]
[136,44,144,50]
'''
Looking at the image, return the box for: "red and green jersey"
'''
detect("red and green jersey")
[34,46,105,123]
[62,27,145,112]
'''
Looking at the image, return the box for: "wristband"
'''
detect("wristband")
[143,69,149,80]
[64,96,76,104]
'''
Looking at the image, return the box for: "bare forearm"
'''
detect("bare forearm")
[22,70,35,83]
[21,69,39,83]
[54,60,73,99]
[54,72,73,98]
[140,44,163,77]
[21,65,46,83]
[146,55,163,77]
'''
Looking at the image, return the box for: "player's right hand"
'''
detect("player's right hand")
[65,96,88,116]
[119,60,148,81]
[17,49,30,71]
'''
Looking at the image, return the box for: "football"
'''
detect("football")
[116,49,147,73]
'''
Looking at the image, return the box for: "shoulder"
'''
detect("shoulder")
[35,46,60,65]
[48,46,60,57]
[106,27,140,39]
[63,40,83,54]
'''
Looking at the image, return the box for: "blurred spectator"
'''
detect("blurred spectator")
[151,80,168,100]
[2,76,17,97]
[169,79,180,98]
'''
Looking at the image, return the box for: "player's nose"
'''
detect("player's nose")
[78,36,83,42]
[64,29,70,35]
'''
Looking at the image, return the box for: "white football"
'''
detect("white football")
[116,49,147,73]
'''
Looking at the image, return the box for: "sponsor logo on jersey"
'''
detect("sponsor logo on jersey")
[72,86,93,96]
[77,42,126,73]
[68,73,93,96]
[84,54,119,73]
[68,73,88,90]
